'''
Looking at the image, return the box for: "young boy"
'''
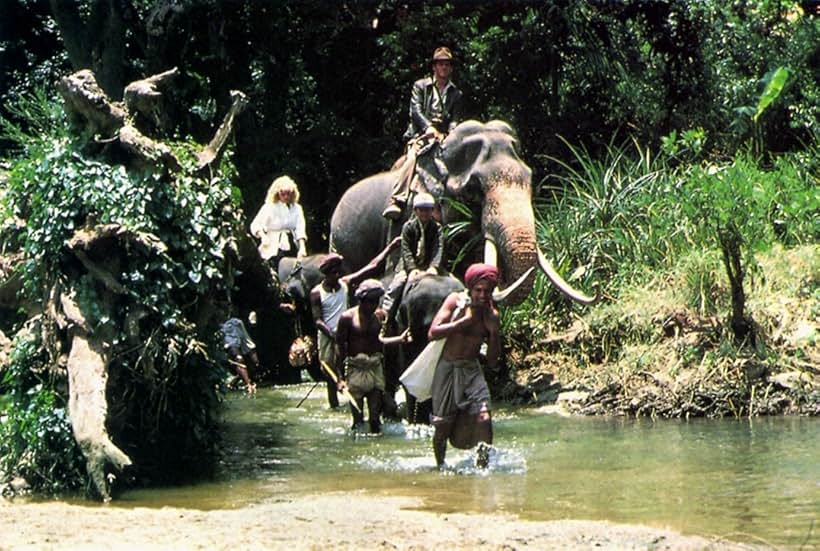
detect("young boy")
[382,192,443,322]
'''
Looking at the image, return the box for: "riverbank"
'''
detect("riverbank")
[1,492,759,550]
[502,244,819,418]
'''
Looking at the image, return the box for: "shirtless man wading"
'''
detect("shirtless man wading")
[427,263,500,468]
[337,279,409,433]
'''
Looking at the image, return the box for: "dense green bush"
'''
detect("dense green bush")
[0,90,244,492]
[0,332,86,493]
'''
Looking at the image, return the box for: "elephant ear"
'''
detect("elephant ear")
[441,120,521,195]
[441,129,490,195]
[415,151,448,197]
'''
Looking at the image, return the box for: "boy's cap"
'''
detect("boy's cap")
[413,193,435,208]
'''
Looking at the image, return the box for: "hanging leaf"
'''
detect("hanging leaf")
[753,66,789,123]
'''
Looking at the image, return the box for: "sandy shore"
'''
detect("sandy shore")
[0,492,757,550]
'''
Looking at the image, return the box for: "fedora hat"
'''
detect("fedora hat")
[432,47,453,62]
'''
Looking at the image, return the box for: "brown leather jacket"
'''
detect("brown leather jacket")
[405,77,464,140]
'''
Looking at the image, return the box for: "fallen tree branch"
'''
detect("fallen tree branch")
[118,124,181,173]
[58,70,126,137]
[67,223,168,254]
[59,70,181,172]
[196,90,248,172]
[124,67,178,130]
[73,249,128,295]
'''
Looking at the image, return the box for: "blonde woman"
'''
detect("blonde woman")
[250,175,308,267]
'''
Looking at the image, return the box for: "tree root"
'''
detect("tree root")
[62,291,131,501]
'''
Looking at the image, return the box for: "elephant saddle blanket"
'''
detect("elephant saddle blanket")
[345,352,385,399]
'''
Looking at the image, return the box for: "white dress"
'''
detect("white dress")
[250,202,307,260]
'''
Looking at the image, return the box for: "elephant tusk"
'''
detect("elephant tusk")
[483,236,498,267]
[537,248,599,306]
[492,266,535,303]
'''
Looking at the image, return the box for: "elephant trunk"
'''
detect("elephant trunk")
[482,165,537,306]
[481,161,598,306]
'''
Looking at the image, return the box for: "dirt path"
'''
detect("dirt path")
[1,492,757,550]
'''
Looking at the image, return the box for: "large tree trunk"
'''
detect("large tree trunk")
[49,0,128,98]
[61,292,131,502]
[47,69,245,499]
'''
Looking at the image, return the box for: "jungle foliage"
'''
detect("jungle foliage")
[503,134,818,417]
[0,88,243,493]
[1,1,817,245]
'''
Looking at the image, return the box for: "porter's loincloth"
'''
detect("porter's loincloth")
[346,352,385,399]
[431,358,491,424]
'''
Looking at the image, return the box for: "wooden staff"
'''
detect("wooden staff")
[320,360,361,413]
[296,380,321,408]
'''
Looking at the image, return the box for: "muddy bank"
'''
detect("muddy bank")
[1,492,757,550]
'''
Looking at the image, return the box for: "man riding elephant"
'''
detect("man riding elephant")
[330,119,599,309]
[383,46,464,220]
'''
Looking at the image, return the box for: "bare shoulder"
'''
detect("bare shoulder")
[435,292,461,315]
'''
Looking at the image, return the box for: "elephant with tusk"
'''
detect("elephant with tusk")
[330,119,598,307]
[330,120,598,424]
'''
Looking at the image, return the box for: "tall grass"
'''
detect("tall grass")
[503,133,818,341]
[536,136,690,285]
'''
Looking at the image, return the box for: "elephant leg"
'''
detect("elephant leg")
[381,390,398,421]
[418,399,433,424]
[405,392,419,424]
[406,394,432,425]
[326,378,339,409]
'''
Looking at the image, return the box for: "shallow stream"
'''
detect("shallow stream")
[117,384,819,548]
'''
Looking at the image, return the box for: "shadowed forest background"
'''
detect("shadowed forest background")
[2,1,816,246]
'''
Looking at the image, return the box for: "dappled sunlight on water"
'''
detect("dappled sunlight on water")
[114,383,819,548]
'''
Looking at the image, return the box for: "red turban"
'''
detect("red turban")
[319,253,344,274]
[464,263,498,289]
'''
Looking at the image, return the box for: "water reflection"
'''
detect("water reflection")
[117,384,819,548]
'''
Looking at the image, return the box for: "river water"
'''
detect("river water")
[117,384,819,548]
